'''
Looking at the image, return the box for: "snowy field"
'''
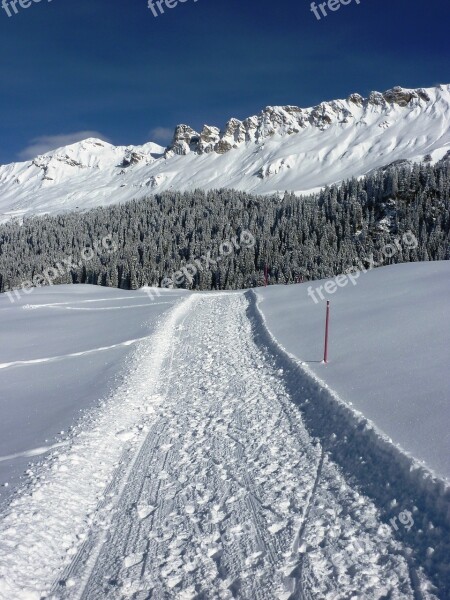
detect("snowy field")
[256,261,450,481]
[0,285,186,504]
[0,263,449,599]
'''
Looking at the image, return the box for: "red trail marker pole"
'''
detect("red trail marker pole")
[323,300,330,363]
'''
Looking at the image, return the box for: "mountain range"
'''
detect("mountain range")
[1,84,449,222]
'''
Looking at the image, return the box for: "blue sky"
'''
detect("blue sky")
[0,0,448,163]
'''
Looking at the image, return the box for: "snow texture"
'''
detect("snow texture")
[0,285,186,504]
[0,287,447,598]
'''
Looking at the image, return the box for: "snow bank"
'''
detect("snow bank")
[245,264,450,593]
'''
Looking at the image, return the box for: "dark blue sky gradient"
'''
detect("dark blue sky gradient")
[0,0,449,163]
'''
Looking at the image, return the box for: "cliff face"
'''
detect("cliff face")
[164,86,434,156]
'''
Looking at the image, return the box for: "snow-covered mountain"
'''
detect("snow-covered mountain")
[1,84,450,222]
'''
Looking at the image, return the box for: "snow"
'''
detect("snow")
[0,292,440,599]
[1,84,450,222]
[0,285,186,504]
[0,264,448,598]
[255,261,450,481]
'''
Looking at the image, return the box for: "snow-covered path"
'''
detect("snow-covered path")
[0,294,436,599]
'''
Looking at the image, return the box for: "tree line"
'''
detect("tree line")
[0,159,449,295]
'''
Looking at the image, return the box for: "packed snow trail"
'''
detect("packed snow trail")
[0,294,435,599]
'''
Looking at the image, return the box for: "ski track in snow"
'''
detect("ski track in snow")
[0,294,436,600]
[37,302,172,312]
[18,294,180,308]
[0,443,68,464]
[0,337,157,370]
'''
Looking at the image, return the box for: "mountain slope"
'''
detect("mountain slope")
[1,84,450,222]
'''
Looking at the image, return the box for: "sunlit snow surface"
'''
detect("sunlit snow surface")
[257,261,450,480]
[0,265,448,599]
[0,285,187,503]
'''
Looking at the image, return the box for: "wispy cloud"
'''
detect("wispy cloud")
[149,127,174,144]
[18,131,110,160]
